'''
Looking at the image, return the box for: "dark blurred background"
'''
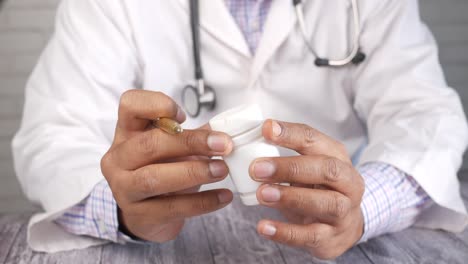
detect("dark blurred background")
[0,0,467,213]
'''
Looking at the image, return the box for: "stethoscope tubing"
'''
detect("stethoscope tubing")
[184,0,366,117]
[294,0,363,67]
[189,0,205,95]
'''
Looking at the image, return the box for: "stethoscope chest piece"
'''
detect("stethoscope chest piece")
[182,82,216,118]
[182,0,216,118]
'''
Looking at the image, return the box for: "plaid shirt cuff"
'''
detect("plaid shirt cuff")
[358,162,432,243]
[55,179,134,244]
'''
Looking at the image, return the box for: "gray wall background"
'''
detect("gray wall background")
[0,0,467,213]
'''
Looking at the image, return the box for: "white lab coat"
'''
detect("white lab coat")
[12,0,468,253]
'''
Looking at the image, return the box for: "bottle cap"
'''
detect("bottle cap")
[209,104,263,137]
[240,192,259,206]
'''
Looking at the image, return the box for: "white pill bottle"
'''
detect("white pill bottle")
[209,104,280,206]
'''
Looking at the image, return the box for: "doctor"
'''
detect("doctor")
[12,0,468,259]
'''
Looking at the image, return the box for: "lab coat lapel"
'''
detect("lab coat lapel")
[248,0,297,88]
[176,0,251,58]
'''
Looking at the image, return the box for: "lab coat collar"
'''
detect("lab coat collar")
[176,0,251,58]
[248,0,297,89]
[176,0,302,89]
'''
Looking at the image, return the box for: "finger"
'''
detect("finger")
[124,160,229,201]
[198,123,210,130]
[115,90,186,142]
[111,128,233,170]
[282,210,314,225]
[257,220,334,250]
[163,155,210,163]
[256,184,352,224]
[262,120,349,162]
[141,189,233,222]
[250,155,360,197]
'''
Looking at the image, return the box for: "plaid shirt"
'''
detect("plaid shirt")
[56,0,432,244]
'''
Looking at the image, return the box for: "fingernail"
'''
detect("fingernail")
[253,160,276,179]
[176,106,186,122]
[217,191,232,204]
[271,121,282,137]
[261,186,281,202]
[262,224,277,236]
[207,133,229,152]
[209,161,228,178]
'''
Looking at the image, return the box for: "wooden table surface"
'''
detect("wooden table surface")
[1,181,468,264]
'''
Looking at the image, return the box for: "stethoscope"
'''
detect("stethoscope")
[182,0,367,117]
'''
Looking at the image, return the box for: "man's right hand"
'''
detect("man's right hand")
[100,90,234,242]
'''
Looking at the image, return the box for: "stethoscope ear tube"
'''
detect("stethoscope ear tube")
[296,0,366,67]
[315,58,329,67]
[352,50,366,65]
[315,50,366,67]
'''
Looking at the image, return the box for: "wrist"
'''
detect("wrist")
[117,206,145,241]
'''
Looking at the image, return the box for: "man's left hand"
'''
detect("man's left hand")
[249,120,365,260]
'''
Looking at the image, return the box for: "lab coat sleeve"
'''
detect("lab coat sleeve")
[11,0,140,252]
[353,0,468,231]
